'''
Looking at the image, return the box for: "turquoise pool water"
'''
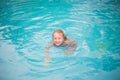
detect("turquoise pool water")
[0,0,120,80]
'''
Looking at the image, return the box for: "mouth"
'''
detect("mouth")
[55,42,61,46]
[56,43,60,45]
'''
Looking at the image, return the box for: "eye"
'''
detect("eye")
[58,38,61,40]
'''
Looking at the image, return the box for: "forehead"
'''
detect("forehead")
[53,32,63,37]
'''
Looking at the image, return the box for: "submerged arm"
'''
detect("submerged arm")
[45,42,54,62]
[64,39,77,55]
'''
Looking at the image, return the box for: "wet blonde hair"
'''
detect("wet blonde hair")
[52,29,67,41]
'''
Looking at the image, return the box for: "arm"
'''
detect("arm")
[64,39,77,55]
[44,42,54,62]
[65,39,77,50]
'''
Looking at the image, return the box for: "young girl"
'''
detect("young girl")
[45,29,77,62]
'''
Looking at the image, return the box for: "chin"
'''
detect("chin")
[55,44,60,46]
[55,43,62,46]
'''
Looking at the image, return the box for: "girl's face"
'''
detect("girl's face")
[53,32,64,46]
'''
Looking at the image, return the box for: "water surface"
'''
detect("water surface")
[0,0,120,80]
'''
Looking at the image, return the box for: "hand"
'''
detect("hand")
[44,56,51,62]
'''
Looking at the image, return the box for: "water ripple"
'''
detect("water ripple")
[0,0,120,80]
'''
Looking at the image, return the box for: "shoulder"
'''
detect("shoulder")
[46,42,54,49]
[64,38,76,44]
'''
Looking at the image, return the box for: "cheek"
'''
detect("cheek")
[59,39,64,43]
